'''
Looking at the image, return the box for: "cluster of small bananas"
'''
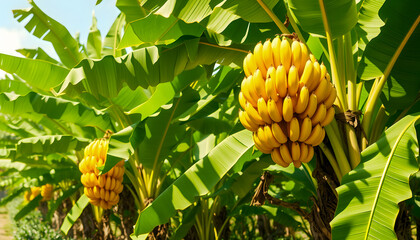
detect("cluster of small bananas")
[239,36,336,168]
[24,184,53,202]
[79,138,124,209]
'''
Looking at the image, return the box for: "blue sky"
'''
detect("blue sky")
[0,0,120,76]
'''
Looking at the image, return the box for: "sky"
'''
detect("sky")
[0,0,120,77]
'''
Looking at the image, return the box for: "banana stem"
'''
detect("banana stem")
[325,125,351,175]
[319,143,342,182]
[284,2,306,44]
[256,0,290,34]
[345,32,357,111]
[345,124,361,169]
[356,82,363,110]
[369,104,388,144]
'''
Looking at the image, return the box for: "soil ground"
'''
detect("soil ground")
[0,207,13,240]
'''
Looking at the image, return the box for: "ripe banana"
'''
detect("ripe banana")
[309,53,316,63]
[275,65,288,98]
[279,144,293,164]
[305,124,322,145]
[264,125,281,148]
[241,76,257,107]
[244,53,257,76]
[263,39,274,69]
[293,160,302,168]
[272,36,281,67]
[257,98,272,124]
[324,84,337,109]
[287,65,299,96]
[271,148,289,167]
[280,38,292,72]
[312,128,325,146]
[298,143,308,163]
[253,42,267,78]
[247,76,261,104]
[257,127,275,150]
[314,77,329,103]
[276,98,283,120]
[320,106,335,127]
[299,42,309,74]
[298,60,313,90]
[291,40,302,71]
[271,123,288,144]
[253,70,268,101]
[239,92,247,110]
[302,145,314,163]
[282,95,294,122]
[320,63,327,82]
[239,110,259,131]
[295,86,309,114]
[298,117,312,142]
[311,103,327,126]
[299,93,317,119]
[309,61,321,92]
[267,99,282,122]
[244,108,261,127]
[245,103,265,125]
[288,117,300,142]
[290,141,301,161]
[265,77,279,102]
[253,133,272,154]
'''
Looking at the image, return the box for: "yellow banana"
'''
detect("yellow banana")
[244,108,261,127]
[271,148,289,167]
[271,36,281,67]
[247,76,261,105]
[245,52,258,76]
[105,176,112,190]
[238,92,247,110]
[309,53,316,63]
[312,128,325,146]
[93,186,101,199]
[253,42,267,78]
[263,39,274,69]
[305,124,322,145]
[320,106,335,127]
[299,93,317,119]
[299,42,309,74]
[271,123,288,144]
[276,98,283,120]
[282,95,294,122]
[280,37,292,72]
[293,160,302,168]
[324,85,337,109]
[264,125,281,148]
[239,110,259,131]
[287,65,299,96]
[275,65,288,98]
[265,77,279,102]
[298,117,312,142]
[100,188,105,199]
[253,133,272,154]
[267,99,282,122]
[288,117,300,142]
[311,103,327,126]
[256,128,275,151]
[291,40,302,71]
[320,63,327,82]
[98,175,106,188]
[245,103,265,125]
[302,145,314,163]
[279,144,293,164]
[295,86,309,114]
[241,77,258,107]
[110,178,116,191]
[298,60,313,90]
[257,98,272,124]
[314,77,329,103]
[290,141,300,161]
[309,61,321,92]
[104,190,110,202]
[253,70,268,101]
[298,143,308,163]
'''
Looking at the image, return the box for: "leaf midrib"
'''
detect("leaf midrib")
[364,115,420,239]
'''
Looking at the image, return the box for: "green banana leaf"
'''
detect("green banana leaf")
[16,47,60,64]
[60,194,90,234]
[14,194,43,221]
[102,14,126,57]
[87,13,103,59]
[331,113,420,239]
[13,0,85,67]
[0,53,68,91]
[288,0,358,38]
[358,0,420,111]
[131,129,254,239]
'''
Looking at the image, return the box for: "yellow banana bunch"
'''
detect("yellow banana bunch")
[41,184,53,201]
[79,133,125,209]
[25,187,41,201]
[238,36,336,168]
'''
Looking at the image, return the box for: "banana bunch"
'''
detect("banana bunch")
[79,137,124,209]
[24,184,53,202]
[239,36,336,168]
